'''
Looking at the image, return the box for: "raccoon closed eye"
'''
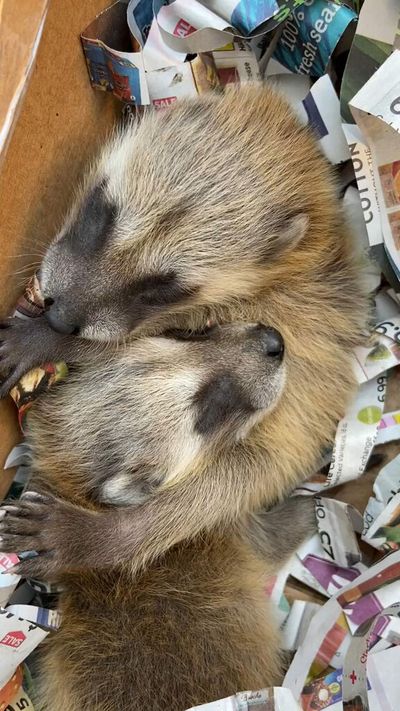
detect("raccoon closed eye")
[163,324,217,341]
[132,272,199,307]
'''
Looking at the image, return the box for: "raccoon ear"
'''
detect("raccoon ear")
[193,372,254,436]
[262,213,309,260]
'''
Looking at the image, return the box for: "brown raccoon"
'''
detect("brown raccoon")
[1,323,316,711]
[0,85,368,578]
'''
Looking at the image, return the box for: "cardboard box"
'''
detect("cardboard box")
[0,0,118,497]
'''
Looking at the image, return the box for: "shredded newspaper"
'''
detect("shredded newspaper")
[1,0,400,708]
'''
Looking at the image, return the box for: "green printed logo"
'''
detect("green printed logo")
[366,344,390,362]
[357,406,382,425]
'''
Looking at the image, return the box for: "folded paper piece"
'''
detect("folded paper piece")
[0,666,34,711]
[81,0,275,105]
[187,687,302,710]
[350,50,400,282]
[325,375,387,489]
[273,0,357,78]
[340,0,399,123]
[0,607,47,689]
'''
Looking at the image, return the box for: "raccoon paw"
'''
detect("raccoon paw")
[0,317,48,397]
[0,491,88,579]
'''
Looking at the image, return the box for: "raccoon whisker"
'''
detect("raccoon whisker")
[11,263,42,277]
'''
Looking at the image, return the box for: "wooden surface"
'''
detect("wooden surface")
[0,0,50,161]
[0,0,118,497]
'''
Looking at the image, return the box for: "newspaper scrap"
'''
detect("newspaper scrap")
[284,552,400,698]
[273,0,357,78]
[282,600,322,651]
[82,0,279,105]
[212,40,261,87]
[353,317,400,385]
[145,54,221,108]
[187,687,302,711]
[3,443,32,501]
[0,666,34,711]
[127,0,187,72]
[340,0,400,123]
[367,644,400,711]
[289,536,331,597]
[6,605,61,632]
[0,554,21,609]
[4,687,34,711]
[291,532,366,600]
[301,668,343,711]
[301,74,350,164]
[314,497,363,568]
[0,607,47,688]
[349,50,400,281]
[325,375,387,488]
[342,187,382,294]
[81,1,150,104]
[375,410,400,445]
[375,289,400,322]
[342,123,382,249]
[151,0,306,54]
[0,568,57,697]
[266,559,294,625]
[0,538,57,697]
[362,454,400,551]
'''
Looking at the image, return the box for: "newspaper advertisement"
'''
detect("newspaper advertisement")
[342,123,382,249]
[0,666,34,711]
[0,608,47,688]
[350,50,400,281]
[284,551,400,700]
[325,375,387,488]
[273,0,356,77]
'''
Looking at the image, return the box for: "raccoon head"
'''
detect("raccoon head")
[40,90,310,341]
[95,321,285,504]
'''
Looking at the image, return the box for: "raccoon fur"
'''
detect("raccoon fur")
[1,323,316,710]
[0,85,368,577]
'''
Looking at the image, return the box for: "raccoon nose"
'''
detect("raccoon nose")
[254,324,284,360]
[44,305,80,335]
[43,297,54,310]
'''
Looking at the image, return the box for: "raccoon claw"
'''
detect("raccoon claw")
[0,492,98,577]
[0,493,51,553]
[0,316,68,398]
[0,318,40,397]
[5,553,57,582]
[0,367,29,399]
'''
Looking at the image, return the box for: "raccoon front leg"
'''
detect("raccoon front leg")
[0,494,316,580]
[0,459,265,578]
[0,316,97,397]
[244,496,317,567]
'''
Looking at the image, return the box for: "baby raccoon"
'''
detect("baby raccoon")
[0,323,316,711]
[0,85,368,576]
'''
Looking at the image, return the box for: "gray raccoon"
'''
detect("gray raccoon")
[0,85,368,577]
[1,323,316,710]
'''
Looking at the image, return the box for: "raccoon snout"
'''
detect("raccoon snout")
[44,303,80,336]
[253,324,284,361]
